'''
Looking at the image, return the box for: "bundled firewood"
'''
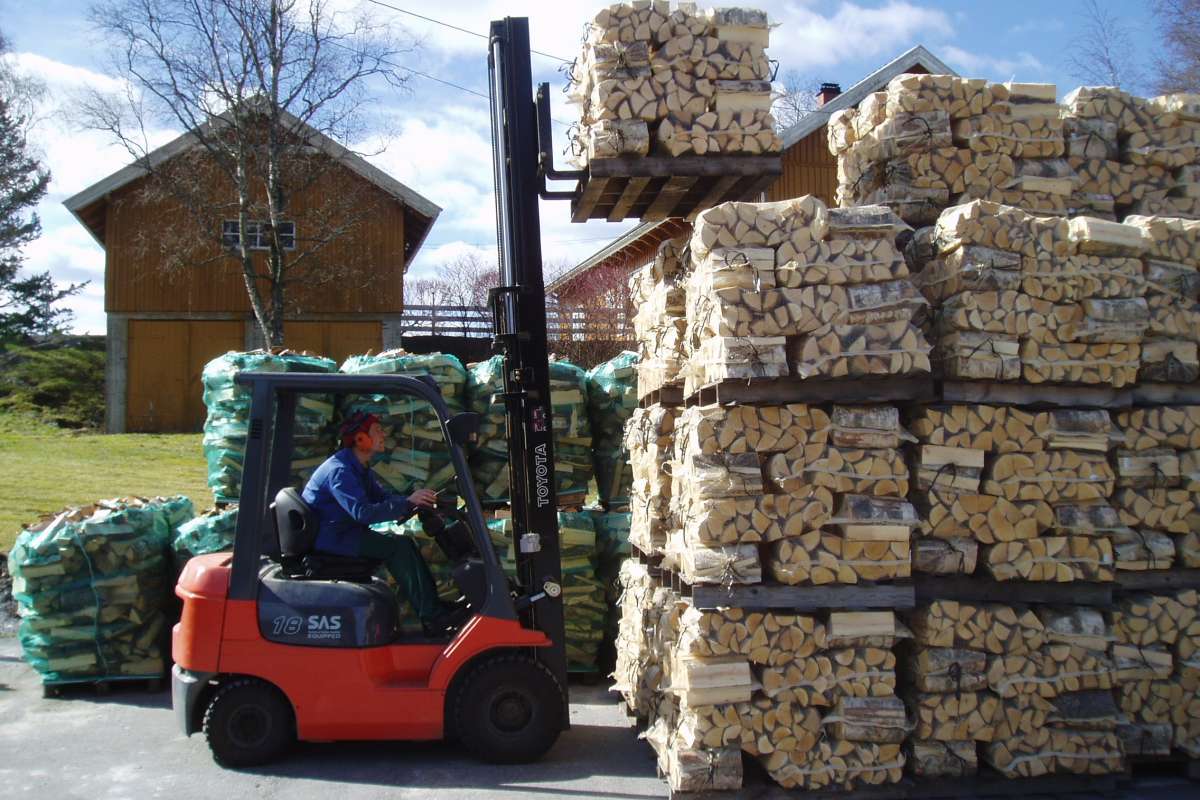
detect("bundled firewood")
[568,2,781,163]
[766,443,909,497]
[676,403,828,456]
[674,697,822,753]
[981,536,1114,582]
[1117,405,1200,450]
[767,532,911,585]
[907,739,978,778]
[909,690,997,741]
[759,742,905,791]
[1113,487,1200,534]
[681,492,832,546]
[982,450,1115,503]
[984,729,1124,778]
[918,488,1049,542]
[674,605,829,665]
[910,601,1045,655]
[987,645,1117,697]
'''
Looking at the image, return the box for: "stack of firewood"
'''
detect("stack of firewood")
[1124,215,1200,383]
[630,237,689,397]
[683,196,932,390]
[909,404,1118,581]
[830,74,1200,226]
[636,603,910,792]
[568,2,781,162]
[625,403,677,555]
[909,201,1155,388]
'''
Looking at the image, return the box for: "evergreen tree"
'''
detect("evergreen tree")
[0,34,82,342]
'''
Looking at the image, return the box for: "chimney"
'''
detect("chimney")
[817,82,842,107]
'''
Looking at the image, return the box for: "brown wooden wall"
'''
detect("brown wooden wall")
[766,127,837,205]
[104,159,407,315]
[126,319,245,432]
[283,320,382,367]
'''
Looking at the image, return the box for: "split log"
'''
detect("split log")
[905,646,988,692]
[775,237,909,287]
[661,744,743,793]
[988,645,1117,700]
[688,336,788,387]
[913,537,979,575]
[907,739,977,778]
[1020,256,1144,303]
[758,647,897,706]
[1069,158,1171,205]
[910,404,1036,453]
[670,654,754,706]
[910,690,998,741]
[951,114,1065,158]
[1118,678,1183,726]
[983,450,1116,504]
[934,199,1072,260]
[915,444,985,492]
[1111,592,1192,647]
[790,320,932,380]
[829,405,912,450]
[768,532,910,585]
[1110,528,1176,571]
[938,290,1055,337]
[691,198,823,262]
[885,73,1010,120]
[759,741,905,791]
[991,694,1053,739]
[981,536,1114,582]
[1111,645,1173,682]
[1123,124,1200,169]
[1114,448,1181,488]
[1139,339,1200,384]
[827,696,910,743]
[913,251,1021,305]
[673,538,761,586]
[1049,297,1150,344]
[690,246,776,292]
[1124,214,1200,266]
[676,403,829,457]
[1131,194,1200,220]
[674,605,829,665]
[910,600,1045,655]
[917,487,1049,542]
[583,119,650,160]
[1116,405,1200,450]
[766,443,909,497]
[935,331,1021,381]
[676,452,764,501]
[831,493,920,531]
[1113,487,1200,534]
[1038,607,1110,652]
[738,697,823,756]
[681,492,833,546]
[984,729,1124,777]
[1062,86,1161,136]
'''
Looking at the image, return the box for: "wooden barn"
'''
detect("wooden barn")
[548,45,953,306]
[65,117,441,433]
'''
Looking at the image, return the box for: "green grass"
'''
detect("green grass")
[0,412,211,553]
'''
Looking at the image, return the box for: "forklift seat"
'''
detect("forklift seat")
[271,488,378,582]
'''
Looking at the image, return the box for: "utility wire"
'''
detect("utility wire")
[364,0,572,63]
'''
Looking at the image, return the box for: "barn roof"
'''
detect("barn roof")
[548,45,956,296]
[64,108,442,264]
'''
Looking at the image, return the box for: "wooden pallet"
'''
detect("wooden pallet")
[1114,568,1200,592]
[638,383,684,408]
[915,576,1114,606]
[686,375,936,407]
[939,380,1134,410]
[571,155,782,223]
[1124,753,1200,781]
[1133,383,1200,406]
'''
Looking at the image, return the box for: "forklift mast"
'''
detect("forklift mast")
[487,17,568,690]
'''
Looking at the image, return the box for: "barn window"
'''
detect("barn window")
[221,220,296,250]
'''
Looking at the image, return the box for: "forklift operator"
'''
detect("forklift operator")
[301,411,445,627]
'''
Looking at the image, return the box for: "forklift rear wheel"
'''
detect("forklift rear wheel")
[452,654,564,764]
[203,678,294,767]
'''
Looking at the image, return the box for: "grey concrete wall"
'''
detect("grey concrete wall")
[104,314,128,433]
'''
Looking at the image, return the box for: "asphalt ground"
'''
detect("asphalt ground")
[1,633,1196,800]
[0,636,666,800]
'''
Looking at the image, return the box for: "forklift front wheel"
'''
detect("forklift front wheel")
[202,678,295,768]
[451,654,564,764]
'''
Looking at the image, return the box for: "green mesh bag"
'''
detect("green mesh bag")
[171,506,238,573]
[202,350,337,504]
[340,350,468,495]
[466,356,595,505]
[9,497,189,683]
[589,510,631,644]
[585,352,638,507]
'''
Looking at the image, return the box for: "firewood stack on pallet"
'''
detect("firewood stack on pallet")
[568,1,782,162]
[830,74,1200,226]
[683,196,932,389]
[630,237,689,399]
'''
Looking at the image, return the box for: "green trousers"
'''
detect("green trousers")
[357,529,441,622]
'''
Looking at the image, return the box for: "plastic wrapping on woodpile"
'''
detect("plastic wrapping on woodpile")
[590,510,631,644]
[340,350,467,494]
[10,496,193,683]
[585,351,638,507]
[170,506,238,574]
[466,355,594,506]
[202,350,337,504]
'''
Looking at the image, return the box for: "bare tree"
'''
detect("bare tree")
[1066,0,1144,91]
[404,253,497,336]
[78,0,414,346]
[1152,0,1200,94]
[771,70,822,132]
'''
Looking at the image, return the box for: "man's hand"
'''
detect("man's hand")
[407,488,438,508]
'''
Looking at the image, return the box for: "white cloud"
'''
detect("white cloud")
[770,2,955,70]
[1009,19,1065,35]
[939,44,1048,82]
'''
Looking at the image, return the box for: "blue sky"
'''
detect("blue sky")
[1,0,1160,333]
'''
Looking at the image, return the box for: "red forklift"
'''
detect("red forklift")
[171,17,577,767]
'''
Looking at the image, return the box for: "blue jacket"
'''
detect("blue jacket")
[301,448,415,556]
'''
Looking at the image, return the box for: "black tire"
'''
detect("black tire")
[202,678,294,768]
[451,654,564,764]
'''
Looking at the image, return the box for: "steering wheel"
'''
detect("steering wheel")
[418,497,476,563]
